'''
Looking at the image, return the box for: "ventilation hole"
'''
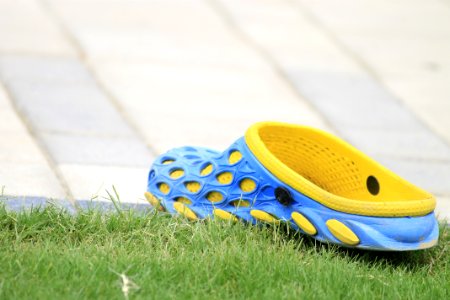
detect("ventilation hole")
[366,176,380,195]
[216,172,233,184]
[158,183,170,194]
[175,197,192,204]
[200,163,213,176]
[162,159,175,165]
[148,170,155,180]
[239,178,256,193]
[206,191,224,202]
[228,150,242,164]
[275,187,292,206]
[184,154,201,160]
[230,199,250,207]
[169,169,185,179]
[185,181,201,193]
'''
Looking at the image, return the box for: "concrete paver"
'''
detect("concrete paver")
[295,0,450,144]
[41,133,152,167]
[0,55,154,202]
[0,0,74,56]
[0,84,67,199]
[48,0,269,70]
[92,61,327,152]
[59,164,148,203]
[436,197,450,222]
[49,0,327,153]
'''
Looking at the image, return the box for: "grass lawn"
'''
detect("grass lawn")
[0,204,448,299]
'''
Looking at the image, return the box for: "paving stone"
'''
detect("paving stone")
[0,85,67,199]
[93,61,278,98]
[296,0,450,38]
[377,157,450,196]
[0,55,154,170]
[0,96,28,134]
[5,81,134,136]
[0,56,93,85]
[0,162,66,199]
[59,164,149,203]
[286,71,421,129]
[41,133,153,167]
[49,0,267,70]
[284,70,450,159]
[92,61,327,153]
[218,0,361,74]
[435,197,450,222]
[0,56,135,136]
[137,110,328,155]
[343,128,450,162]
[292,0,450,147]
[340,36,450,76]
[0,0,75,56]
[383,76,450,144]
[0,132,48,163]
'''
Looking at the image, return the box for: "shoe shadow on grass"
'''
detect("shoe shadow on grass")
[273,221,449,273]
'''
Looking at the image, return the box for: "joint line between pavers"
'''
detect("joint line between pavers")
[290,0,450,148]
[0,82,76,204]
[37,0,159,158]
[205,0,335,132]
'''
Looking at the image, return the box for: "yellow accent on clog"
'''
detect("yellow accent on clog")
[175,197,192,204]
[206,191,223,202]
[173,202,198,220]
[185,181,201,193]
[326,219,360,246]
[217,172,233,184]
[213,209,238,221]
[170,169,184,179]
[162,159,174,165]
[158,183,170,194]
[418,239,438,249]
[245,122,435,217]
[230,199,250,207]
[229,150,242,164]
[144,192,165,211]
[200,163,213,176]
[239,178,256,192]
[291,212,317,235]
[250,210,280,224]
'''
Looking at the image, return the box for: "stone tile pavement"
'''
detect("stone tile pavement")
[0,0,449,220]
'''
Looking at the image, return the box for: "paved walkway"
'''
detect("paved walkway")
[0,0,449,220]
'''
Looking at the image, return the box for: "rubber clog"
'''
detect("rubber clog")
[145,122,438,251]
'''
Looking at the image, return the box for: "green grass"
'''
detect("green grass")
[0,205,448,300]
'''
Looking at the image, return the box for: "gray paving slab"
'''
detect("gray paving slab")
[286,70,450,162]
[343,128,450,161]
[0,56,92,84]
[5,82,134,136]
[41,133,152,167]
[286,71,422,130]
[0,56,153,169]
[377,157,450,196]
[0,57,134,136]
